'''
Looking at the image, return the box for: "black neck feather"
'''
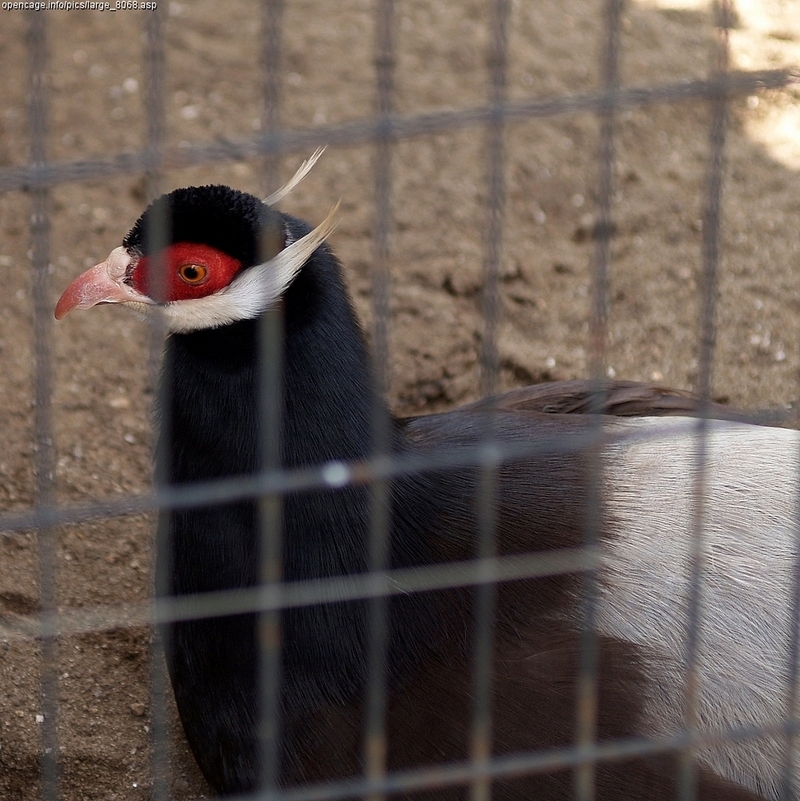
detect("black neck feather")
[159,216,433,727]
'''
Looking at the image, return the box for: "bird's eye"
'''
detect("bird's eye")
[177,263,208,285]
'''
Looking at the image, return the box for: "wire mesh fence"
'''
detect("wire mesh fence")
[0,1,799,799]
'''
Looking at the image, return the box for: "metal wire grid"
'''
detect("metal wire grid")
[1,1,798,800]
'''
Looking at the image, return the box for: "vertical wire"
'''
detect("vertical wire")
[480,0,509,401]
[260,0,284,193]
[574,2,621,799]
[364,0,395,798]
[27,10,58,801]
[678,2,729,799]
[257,305,284,798]
[258,1,286,795]
[142,6,171,801]
[772,4,800,791]
[782,401,800,793]
[469,1,509,800]
[782,226,800,795]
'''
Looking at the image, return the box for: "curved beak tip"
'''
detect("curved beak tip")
[53,255,134,320]
[54,277,95,320]
[54,292,75,320]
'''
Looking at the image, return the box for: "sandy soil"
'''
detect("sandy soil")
[0,0,798,798]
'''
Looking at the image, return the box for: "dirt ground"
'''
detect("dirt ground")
[0,0,798,798]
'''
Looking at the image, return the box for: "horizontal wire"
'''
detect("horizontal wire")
[0,546,598,642]
[0,429,598,535]
[2,406,797,537]
[0,70,792,194]
[2,406,794,538]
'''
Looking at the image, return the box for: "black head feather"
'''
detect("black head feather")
[122,184,285,267]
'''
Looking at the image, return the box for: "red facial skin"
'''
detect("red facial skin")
[131,242,243,302]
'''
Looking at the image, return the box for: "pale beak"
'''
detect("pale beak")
[55,246,150,320]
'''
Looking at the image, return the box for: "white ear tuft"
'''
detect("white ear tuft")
[263,147,327,207]
[257,199,340,298]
